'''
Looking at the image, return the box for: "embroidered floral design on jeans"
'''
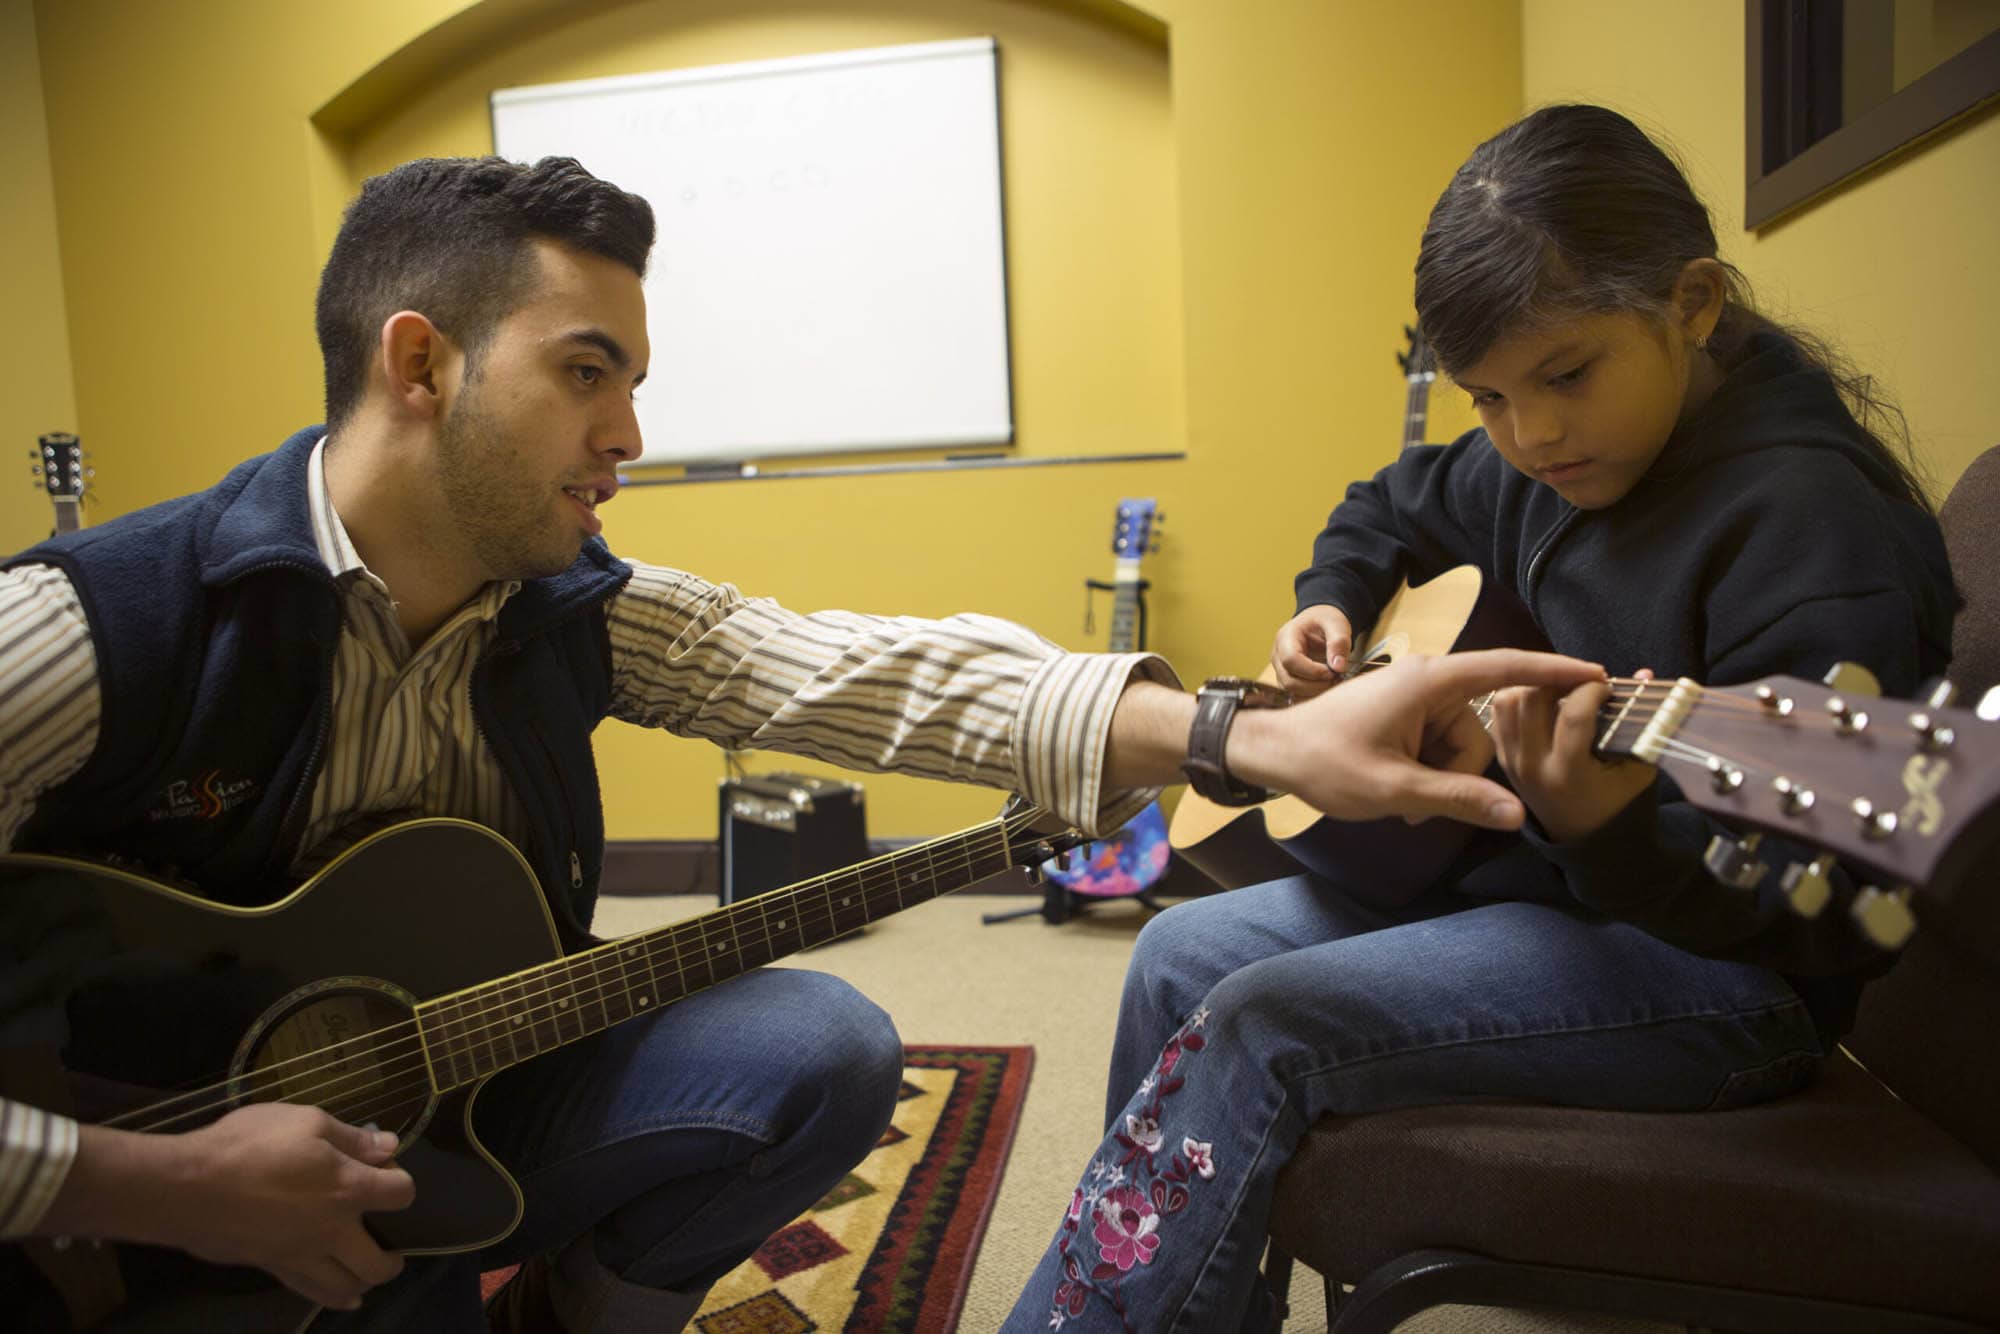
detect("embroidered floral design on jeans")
[1047,1007,1215,1330]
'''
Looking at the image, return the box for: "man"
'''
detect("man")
[0,156,1601,1330]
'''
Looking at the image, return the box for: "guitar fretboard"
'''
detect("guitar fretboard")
[414,818,1020,1089]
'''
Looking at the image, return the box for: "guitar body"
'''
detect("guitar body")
[0,821,564,1332]
[1,805,1076,1331]
[1169,565,1548,905]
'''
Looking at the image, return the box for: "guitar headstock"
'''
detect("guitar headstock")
[999,797,1089,874]
[1397,323,1436,383]
[1617,672,2000,946]
[31,433,88,535]
[1111,498,1160,562]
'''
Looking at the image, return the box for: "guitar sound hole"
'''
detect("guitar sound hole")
[238,982,434,1140]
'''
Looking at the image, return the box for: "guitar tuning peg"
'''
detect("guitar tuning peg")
[1978,685,2000,723]
[1779,854,1835,918]
[1703,832,1767,889]
[1917,677,1958,710]
[1907,709,1955,753]
[1850,884,1917,951]
[1821,661,1882,697]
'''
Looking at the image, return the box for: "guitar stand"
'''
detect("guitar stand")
[980,881,1168,926]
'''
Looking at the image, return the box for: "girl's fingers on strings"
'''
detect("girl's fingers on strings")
[1553,679,1615,770]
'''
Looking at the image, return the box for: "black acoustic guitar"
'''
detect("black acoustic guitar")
[0,808,1081,1331]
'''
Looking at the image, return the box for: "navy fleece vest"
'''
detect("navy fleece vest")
[3,427,631,940]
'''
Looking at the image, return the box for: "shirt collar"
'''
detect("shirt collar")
[307,435,523,613]
[306,435,368,579]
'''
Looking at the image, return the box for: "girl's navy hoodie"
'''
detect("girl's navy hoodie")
[1294,331,1957,1042]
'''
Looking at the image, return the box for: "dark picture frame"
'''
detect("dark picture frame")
[1746,0,2000,230]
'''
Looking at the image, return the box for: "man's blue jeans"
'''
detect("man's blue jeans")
[1001,874,1826,1333]
[317,966,904,1330]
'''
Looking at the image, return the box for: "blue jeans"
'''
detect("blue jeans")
[1000,874,1825,1334]
[318,966,904,1331]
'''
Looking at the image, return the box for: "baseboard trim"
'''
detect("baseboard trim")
[602,838,1219,900]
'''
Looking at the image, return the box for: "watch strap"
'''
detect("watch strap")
[1182,677,1289,806]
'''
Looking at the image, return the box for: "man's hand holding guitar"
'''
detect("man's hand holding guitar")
[41,1104,414,1313]
[1228,648,1607,832]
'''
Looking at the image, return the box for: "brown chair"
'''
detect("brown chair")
[1261,445,2000,1334]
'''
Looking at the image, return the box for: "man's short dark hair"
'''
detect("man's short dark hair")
[314,156,656,430]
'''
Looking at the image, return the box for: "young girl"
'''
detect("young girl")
[1000,104,1956,1333]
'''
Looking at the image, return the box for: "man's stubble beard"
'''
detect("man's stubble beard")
[435,382,582,582]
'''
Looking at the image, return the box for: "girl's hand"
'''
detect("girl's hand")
[1271,605,1354,700]
[1489,674,1656,843]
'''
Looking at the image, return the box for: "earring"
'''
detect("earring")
[1695,332,1709,351]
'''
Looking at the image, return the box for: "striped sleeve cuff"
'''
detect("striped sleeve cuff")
[1014,652,1180,835]
[0,1101,79,1239]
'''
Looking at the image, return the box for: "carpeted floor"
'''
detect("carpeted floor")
[591,890,1681,1334]
[692,1045,1032,1333]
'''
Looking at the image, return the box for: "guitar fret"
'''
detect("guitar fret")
[409,816,1027,1094]
[619,940,655,1022]
[683,919,716,993]
[1598,685,1646,754]
[550,956,583,1046]
[445,993,480,1087]
[420,995,469,1090]
[485,981,518,1076]
[499,973,541,1065]
[739,895,778,972]
[578,949,614,1036]
[826,865,870,937]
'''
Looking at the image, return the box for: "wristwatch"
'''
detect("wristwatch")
[1182,676,1292,806]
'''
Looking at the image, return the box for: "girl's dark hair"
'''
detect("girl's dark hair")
[1412,104,1930,508]
[315,155,656,431]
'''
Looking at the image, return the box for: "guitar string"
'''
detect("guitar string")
[1350,655,1888,729]
[105,818,1024,1132]
[312,713,1885,1136]
[96,685,1791,1134]
[99,817,1034,1134]
[292,721,1887,1140]
[301,816,1039,1132]
[97,675,1899,1132]
[107,822,1020,1134]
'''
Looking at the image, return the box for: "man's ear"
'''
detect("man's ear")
[1672,259,1728,344]
[379,311,457,422]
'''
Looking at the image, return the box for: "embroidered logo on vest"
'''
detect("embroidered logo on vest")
[147,769,259,823]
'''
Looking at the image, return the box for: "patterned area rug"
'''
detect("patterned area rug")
[482,1045,1033,1333]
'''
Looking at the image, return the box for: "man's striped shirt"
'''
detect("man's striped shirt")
[0,439,1170,1237]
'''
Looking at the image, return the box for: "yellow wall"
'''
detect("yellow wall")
[1523,0,2000,497]
[0,0,79,550]
[24,0,1523,841]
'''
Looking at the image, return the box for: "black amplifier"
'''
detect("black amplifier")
[717,772,869,907]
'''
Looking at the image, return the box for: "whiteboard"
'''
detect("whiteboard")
[491,38,1014,465]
